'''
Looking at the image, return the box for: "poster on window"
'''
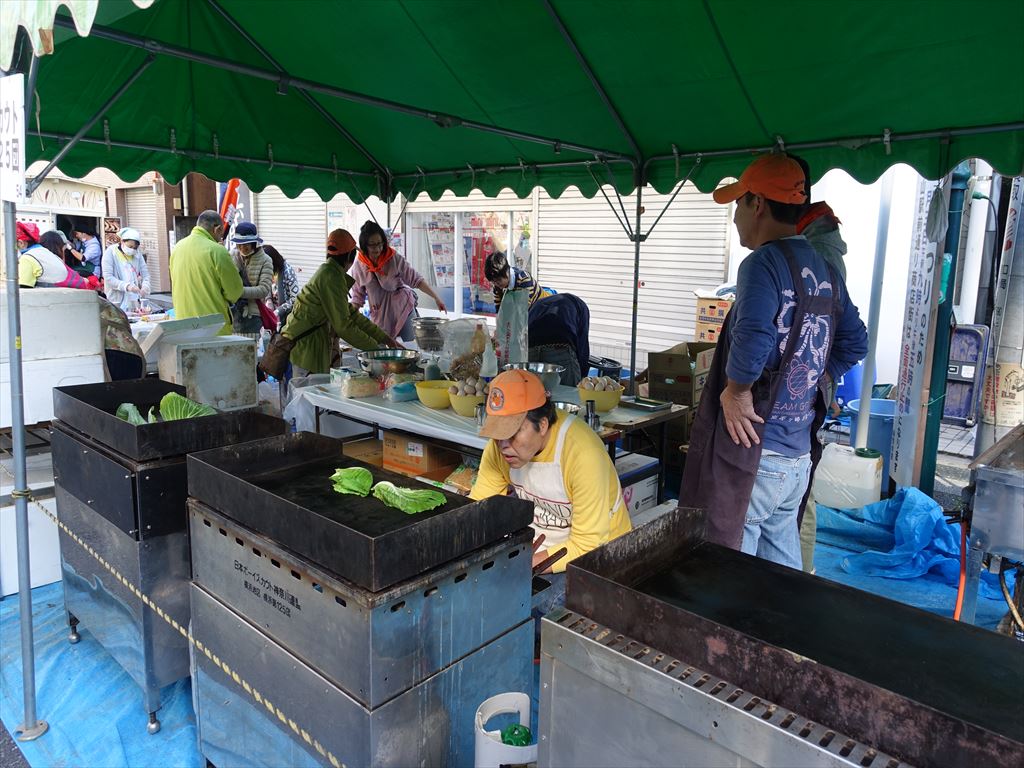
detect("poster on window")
[103,216,123,249]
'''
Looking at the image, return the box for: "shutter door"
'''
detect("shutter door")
[536,185,731,370]
[254,188,327,286]
[124,188,163,291]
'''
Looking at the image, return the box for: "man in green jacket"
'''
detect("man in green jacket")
[284,229,399,375]
[169,210,243,335]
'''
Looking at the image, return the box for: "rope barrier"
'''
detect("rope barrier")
[0,460,344,768]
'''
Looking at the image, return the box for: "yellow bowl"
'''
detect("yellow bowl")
[415,380,452,409]
[578,385,623,413]
[451,392,486,417]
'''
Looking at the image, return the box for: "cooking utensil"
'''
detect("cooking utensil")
[357,348,421,376]
[501,362,566,392]
[412,317,448,352]
[533,547,568,575]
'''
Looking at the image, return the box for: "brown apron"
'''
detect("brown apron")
[679,240,842,549]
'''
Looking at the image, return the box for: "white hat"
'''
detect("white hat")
[118,227,142,242]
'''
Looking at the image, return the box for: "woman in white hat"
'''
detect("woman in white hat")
[228,221,274,339]
[101,226,150,312]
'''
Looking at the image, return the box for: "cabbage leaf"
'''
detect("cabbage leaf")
[115,402,147,426]
[331,467,373,497]
[159,392,216,420]
[371,481,446,514]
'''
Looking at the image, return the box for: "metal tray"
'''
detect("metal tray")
[565,506,1024,767]
[620,395,672,412]
[187,432,533,592]
[53,380,286,461]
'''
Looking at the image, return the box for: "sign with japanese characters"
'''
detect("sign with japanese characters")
[892,178,943,487]
[0,73,25,203]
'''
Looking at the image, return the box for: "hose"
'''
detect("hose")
[1000,564,1024,632]
[953,519,968,621]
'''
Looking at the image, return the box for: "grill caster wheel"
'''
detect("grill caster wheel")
[147,713,161,735]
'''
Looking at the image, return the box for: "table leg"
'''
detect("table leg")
[658,421,667,503]
[314,406,321,435]
[960,543,984,625]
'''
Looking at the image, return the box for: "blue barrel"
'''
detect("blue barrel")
[835,360,876,410]
[848,398,896,492]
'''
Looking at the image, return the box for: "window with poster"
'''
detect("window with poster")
[404,207,534,318]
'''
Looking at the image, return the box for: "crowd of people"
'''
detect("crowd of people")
[13,153,867,581]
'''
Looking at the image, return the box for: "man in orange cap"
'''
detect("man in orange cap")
[680,154,867,569]
[280,229,400,374]
[471,369,631,614]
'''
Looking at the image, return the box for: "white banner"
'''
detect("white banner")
[0,73,25,203]
[891,178,943,487]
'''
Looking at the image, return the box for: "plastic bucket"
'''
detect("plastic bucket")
[847,398,896,492]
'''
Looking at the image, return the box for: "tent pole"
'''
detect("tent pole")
[4,198,49,742]
[52,17,631,164]
[202,0,390,179]
[26,55,155,196]
[5,51,49,743]
[853,169,894,450]
[628,171,644,395]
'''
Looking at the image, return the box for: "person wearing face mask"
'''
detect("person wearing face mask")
[102,226,150,312]
[228,221,274,339]
[170,210,244,335]
[469,370,632,617]
[280,229,401,376]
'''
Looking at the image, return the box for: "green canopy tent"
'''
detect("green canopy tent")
[2,0,1023,744]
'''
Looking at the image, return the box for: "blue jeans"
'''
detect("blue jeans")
[741,451,811,569]
[531,572,566,646]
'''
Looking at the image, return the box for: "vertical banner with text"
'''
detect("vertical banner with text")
[892,178,943,487]
[0,73,25,203]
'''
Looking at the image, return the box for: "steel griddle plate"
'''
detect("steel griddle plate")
[566,506,1024,768]
[188,432,533,592]
[54,380,286,461]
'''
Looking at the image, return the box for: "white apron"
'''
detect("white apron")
[509,414,576,550]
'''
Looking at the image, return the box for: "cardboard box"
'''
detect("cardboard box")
[615,451,659,517]
[622,474,659,516]
[647,342,717,407]
[382,431,461,477]
[342,438,384,467]
[694,292,733,342]
[414,465,463,494]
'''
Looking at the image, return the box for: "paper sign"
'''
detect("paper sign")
[0,73,25,203]
[982,363,1024,427]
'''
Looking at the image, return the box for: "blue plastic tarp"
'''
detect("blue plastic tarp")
[817,487,1003,599]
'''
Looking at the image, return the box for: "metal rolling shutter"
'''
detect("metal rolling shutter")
[254,187,327,286]
[124,188,162,291]
[536,185,731,369]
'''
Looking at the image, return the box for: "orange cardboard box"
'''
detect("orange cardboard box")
[382,431,460,477]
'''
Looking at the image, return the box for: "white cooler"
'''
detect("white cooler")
[158,336,257,410]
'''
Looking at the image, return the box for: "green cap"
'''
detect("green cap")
[855,448,882,459]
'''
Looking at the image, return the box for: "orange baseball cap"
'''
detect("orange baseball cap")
[479,370,547,440]
[327,228,357,255]
[712,154,808,205]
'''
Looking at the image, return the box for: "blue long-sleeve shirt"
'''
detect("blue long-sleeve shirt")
[82,237,103,278]
[727,236,867,456]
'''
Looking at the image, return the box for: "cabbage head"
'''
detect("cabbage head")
[159,392,216,420]
[331,467,373,497]
[371,481,446,514]
[115,403,147,426]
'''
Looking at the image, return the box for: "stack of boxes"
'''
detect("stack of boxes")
[693,291,734,343]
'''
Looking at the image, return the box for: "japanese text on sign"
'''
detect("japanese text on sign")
[0,74,25,203]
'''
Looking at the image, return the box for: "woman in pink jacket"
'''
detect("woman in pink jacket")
[350,221,446,341]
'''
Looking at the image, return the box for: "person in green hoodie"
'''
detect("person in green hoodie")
[282,228,400,375]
